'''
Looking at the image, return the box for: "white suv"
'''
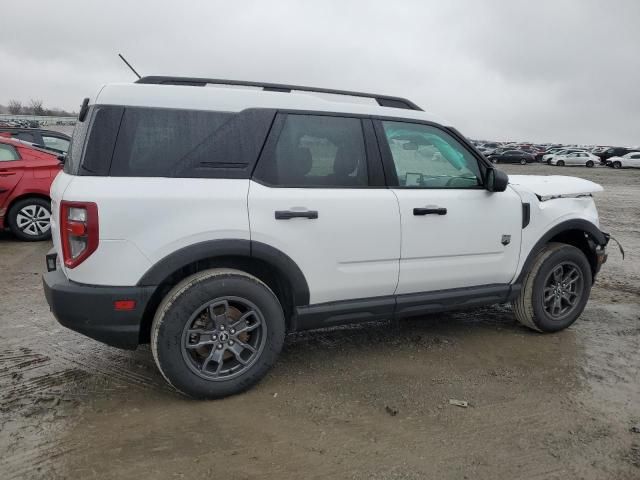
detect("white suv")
[43,77,609,399]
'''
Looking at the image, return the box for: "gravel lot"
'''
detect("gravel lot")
[1,164,638,479]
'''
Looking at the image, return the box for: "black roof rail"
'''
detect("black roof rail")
[135,76,423,111]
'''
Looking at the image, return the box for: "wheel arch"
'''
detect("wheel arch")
[136,240,310,343]
[516,219,607,285]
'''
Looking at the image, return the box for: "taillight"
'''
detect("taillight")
[60,201,99,268]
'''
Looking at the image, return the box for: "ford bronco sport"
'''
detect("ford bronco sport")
[43,77,609,399]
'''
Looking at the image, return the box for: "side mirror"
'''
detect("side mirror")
[57,154,66,164]
[486,168,509,192]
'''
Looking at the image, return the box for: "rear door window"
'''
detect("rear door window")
[253,114,368,187]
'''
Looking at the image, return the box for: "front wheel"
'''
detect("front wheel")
[151,269,285,399]
[512,243,592,332]
[556,160,565,166]
[491,158,498,164]
[613,161,622,169]
[586,160,594,168]
[7,197,52,241]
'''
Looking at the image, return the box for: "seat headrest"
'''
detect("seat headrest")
[333,148,358,177]
[291,146,312,177]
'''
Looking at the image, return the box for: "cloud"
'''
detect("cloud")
[1,0,638,145]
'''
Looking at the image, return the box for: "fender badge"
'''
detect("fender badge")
[501,235,511,246]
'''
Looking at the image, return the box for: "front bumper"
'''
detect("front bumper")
[43,255,155,349]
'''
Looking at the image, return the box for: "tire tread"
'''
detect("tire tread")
[512,242,570,332]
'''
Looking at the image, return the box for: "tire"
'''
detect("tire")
[7,197,52,241]
[520,158,527,165]
[512,243,592,333]
[556,160,565,166]
[151,268,286,399]
[586,160,594,168]
[492,158,498,164]
[613,161,622,169]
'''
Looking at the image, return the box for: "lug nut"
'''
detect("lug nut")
[217,344,223,349]
[229,340,234,346]
[220,325,225,330]
[212,335,217,340]
[230,329,235,334]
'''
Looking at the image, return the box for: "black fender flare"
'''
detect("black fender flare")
[136,239,310,306]
[515,219,608,285]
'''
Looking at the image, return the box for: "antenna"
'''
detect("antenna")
[118,53,141,79]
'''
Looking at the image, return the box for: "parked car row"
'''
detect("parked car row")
[0,119,40,128]
[474,140,640,169]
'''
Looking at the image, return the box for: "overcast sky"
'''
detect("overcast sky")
[1,0,639,145]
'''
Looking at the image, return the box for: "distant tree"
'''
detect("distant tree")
[8,99,22,115]
[29,98,45,115]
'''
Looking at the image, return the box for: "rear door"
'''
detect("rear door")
[249,113,401,305]
[0,143,24,209]
[565,152,579,165]
[374,119,522,294]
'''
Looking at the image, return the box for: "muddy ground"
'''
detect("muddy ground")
[1,164,638,479]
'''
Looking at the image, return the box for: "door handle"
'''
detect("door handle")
[275,210,319,220]
[0,171,16,177]
[413,207,447,216]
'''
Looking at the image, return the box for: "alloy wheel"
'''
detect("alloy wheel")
[542,262,584,319]
[15,204,51,237]
[181,297,267,381]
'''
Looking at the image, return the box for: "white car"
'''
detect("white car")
[608,152,640,169]
[543,149,587,163]
[42,77,610,399]
[550,151,600,167]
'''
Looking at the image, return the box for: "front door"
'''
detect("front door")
[374,120,523,295]
[249,113,401,305]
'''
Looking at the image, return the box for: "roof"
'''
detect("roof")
[93,80,448,125]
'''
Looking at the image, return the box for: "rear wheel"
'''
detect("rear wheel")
[520,158,527,165]
[512,243,592,332]
[491,158,498,164]
[586,160,594,168]
[7,197,52,241]
[151,268,285,399]
[613,161,622,169]
[556,160,565,166]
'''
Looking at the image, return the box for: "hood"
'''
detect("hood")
[508,175,603,201]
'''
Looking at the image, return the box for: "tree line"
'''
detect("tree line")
[4,99,77,117]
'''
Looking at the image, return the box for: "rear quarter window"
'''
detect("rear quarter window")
[0,143,20,161]
[108,107,275,178]
[64,107,93,174]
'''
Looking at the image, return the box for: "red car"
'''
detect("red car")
[0,137,61,241]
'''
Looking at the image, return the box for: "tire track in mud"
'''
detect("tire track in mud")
[0,235,173,479]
